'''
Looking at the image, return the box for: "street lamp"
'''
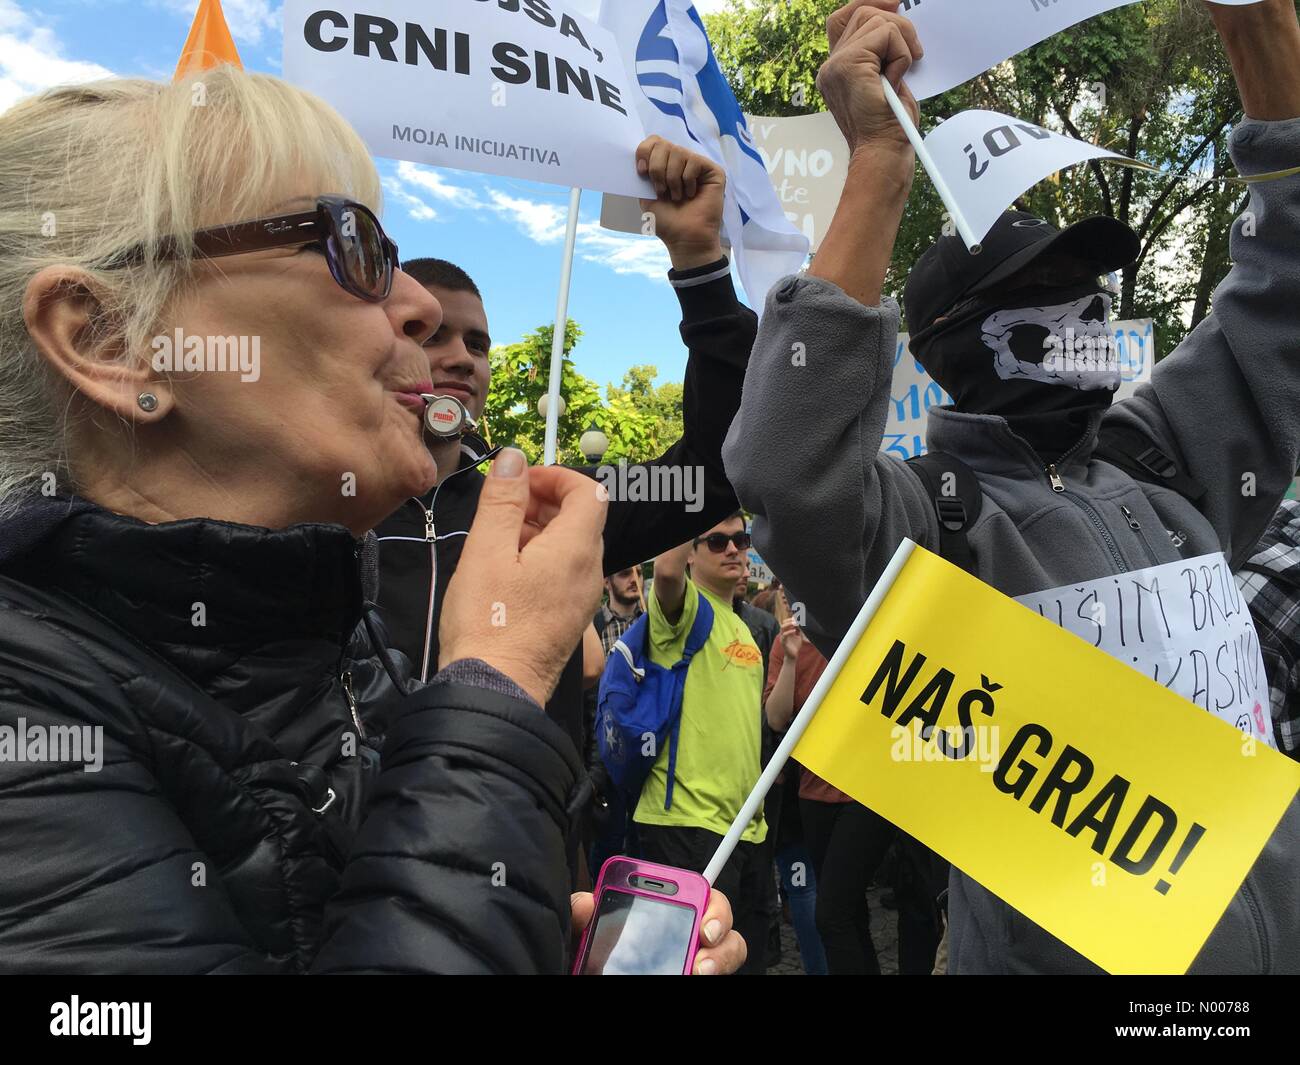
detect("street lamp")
[537,392,566,420]
[580,423,610,463]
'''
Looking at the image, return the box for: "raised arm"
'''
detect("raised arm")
[763,618,805,732]
[722,1,939,654]
[1104,0,1300,566]
[809,0,923,305]
[592,138,758,575]
[1207,0,1300,121]
[651,539,693,626]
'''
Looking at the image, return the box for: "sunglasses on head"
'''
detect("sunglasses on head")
[694,531,752,554]
[101,195,400,303]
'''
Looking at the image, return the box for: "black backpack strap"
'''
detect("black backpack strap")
[1094,423,1206,504]
[906,452,983,577]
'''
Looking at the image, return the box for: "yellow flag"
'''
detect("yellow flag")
[173,0,243,82]
[793,543,1300,974]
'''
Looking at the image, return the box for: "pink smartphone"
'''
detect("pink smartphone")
[572,857,711,975]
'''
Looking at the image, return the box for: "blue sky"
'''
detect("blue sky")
[0,0,732,391]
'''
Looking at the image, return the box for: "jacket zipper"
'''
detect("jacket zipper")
[414,443,501,685]
[1046,465,1130,574]
[1120,505,1161,566]
[341,669,365,739]
[420,507,437,684]
[1041,428,1131,574]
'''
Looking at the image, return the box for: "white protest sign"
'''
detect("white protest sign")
[601,110,849,252]
[747,548,774,586]
[1111,318,1155,402]
[924,109,1150,245]
[885,320,1153,461]
[884,334,951,462]
[282,0,653,197]
[900,0,1266,102]
[746,112,849,253]
[1015,552,1276,748]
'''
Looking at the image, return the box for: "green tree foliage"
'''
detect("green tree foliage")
[707,0,1290,359]
[481,323,684,466]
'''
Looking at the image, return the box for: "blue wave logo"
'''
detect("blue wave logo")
[634,1,764,192]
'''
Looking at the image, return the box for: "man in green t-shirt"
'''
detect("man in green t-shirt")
[637,511,768,974]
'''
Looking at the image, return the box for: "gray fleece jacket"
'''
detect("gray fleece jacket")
[722,115,1300,975]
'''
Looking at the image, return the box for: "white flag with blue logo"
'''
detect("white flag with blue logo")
[599,0,810,308]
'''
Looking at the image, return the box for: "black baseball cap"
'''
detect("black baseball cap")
[903,211,1140,336]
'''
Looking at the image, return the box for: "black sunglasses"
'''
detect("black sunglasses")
[694,531,752,554]
[100,195,400,303]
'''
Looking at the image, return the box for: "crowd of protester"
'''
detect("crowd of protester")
[0,0,1297,974]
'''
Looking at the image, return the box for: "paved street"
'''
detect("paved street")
[766,887,899,975]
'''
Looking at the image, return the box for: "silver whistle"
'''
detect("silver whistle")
[420,394,478,439]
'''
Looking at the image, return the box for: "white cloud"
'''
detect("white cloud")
[574,222,671,280]
[387,160,671,283]
[395,161,482,209]
[382,177,438,222]
[487,190,569,244]
[0,0,115,115]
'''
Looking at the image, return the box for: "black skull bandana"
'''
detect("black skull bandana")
[909,280,1119,461]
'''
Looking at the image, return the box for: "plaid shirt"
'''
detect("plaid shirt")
[1238,498,1300,761]
[595,602,642,656]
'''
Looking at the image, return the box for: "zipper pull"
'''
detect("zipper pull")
[1046,465,1065,493]
[424,507,435,543]
[341,670,366,740]
[1121,505,1141,531]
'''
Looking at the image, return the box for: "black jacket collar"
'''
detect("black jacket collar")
[2,495,364,651]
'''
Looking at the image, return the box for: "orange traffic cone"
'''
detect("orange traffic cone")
[173,0,243,81]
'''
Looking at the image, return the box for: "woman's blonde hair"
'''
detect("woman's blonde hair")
[0,66,382,515]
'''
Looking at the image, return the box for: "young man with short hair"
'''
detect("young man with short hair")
[375,138,757,766]
[595,567,645,654]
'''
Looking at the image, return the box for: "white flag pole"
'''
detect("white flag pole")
[703,538,919,886]
[543,187,583,467]
[879,77,983,255]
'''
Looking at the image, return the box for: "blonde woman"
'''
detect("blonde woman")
[0,69,742,975]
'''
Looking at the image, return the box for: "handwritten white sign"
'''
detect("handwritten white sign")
[600,110,849,252]
[1015,552,1276,748]
[748,112,849,253]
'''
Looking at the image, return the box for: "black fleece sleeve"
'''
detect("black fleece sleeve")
[579,258,758,575]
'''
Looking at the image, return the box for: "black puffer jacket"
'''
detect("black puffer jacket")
[0,497,585,973]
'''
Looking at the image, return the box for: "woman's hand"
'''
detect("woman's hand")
[779,616,805,661]
[570,887,748,975]
[438,449,607,706]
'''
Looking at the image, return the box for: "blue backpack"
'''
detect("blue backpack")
[595,595,714,810]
